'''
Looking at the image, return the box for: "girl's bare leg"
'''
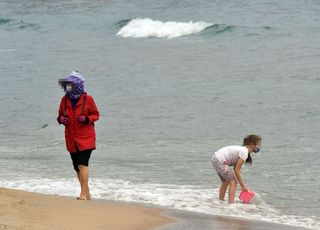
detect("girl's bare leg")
[228,180,237,204]
[219,181,229,201]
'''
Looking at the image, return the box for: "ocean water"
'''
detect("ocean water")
[1,0,320,229]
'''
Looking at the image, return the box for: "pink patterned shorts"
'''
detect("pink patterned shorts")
[211,156,235,182]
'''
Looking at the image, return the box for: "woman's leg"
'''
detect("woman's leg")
[76,149,92,200]
[228,179,237,204]
[70,153,84,198]
[78,165,90,200]
[76,171,81,183]
[219,181,229,201]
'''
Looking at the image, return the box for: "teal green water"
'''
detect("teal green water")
[0,1,319,228]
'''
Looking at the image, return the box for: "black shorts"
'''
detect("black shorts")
[70,148,93,172]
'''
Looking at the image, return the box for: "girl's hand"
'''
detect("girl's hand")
[242,187,249,192]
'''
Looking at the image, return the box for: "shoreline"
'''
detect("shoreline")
[0,187,313,230]
[156,209,311,230]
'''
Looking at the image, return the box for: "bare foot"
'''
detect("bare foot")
[77,193,88,200]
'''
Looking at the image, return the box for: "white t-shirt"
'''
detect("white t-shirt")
[213,145,249,166]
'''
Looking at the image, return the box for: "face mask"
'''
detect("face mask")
[253,147,260,153]
[59,79,73,92]
[66,84,73,92]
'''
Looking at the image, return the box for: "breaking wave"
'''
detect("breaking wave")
[115,18,274,39]
[116,18,213,39]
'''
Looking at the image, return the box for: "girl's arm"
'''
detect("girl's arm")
[234,159,248,191]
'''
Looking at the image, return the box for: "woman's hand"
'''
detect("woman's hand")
[77,115,89,124]
[59,116,70,126]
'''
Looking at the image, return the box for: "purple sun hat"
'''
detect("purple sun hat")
[63,70,85,99]
[65,70,85,83]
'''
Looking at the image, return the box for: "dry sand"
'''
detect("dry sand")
[0,188,172,230]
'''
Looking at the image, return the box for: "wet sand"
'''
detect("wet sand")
[155,209,310,230]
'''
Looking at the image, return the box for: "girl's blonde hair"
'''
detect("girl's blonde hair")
[243,134,261,165]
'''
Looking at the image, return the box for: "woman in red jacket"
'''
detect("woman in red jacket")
[58,71,99,200]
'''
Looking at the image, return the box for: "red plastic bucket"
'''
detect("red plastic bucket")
[239,190,256,203]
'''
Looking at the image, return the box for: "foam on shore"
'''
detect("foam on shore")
[1,178,319,229]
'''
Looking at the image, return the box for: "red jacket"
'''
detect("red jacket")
[58,93,99,153]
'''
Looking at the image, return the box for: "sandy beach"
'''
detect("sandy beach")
[0,188,313,230]
[0,188,172,230]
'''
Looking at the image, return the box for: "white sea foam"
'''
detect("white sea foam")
[1,178,319,230]
[249,192,265,205]
[117,18,213,39]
